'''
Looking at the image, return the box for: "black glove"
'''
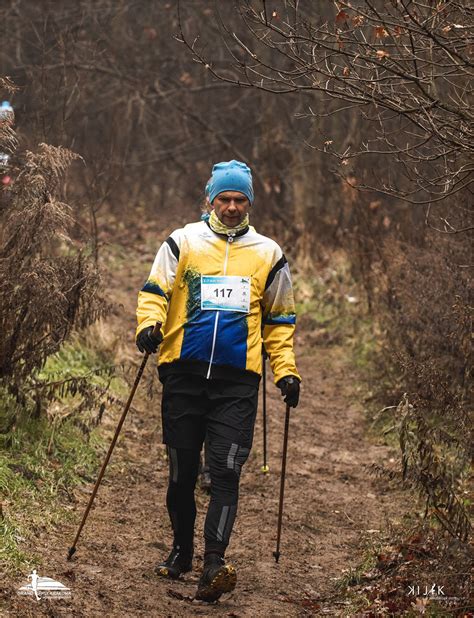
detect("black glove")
[136,326,163,354]
[277,376,300,408]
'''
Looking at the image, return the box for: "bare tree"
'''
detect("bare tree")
[178,0,473,543]
[181,0,473,230]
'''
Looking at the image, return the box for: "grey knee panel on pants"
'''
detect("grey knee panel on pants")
[168,446,179,483]
[204,440,251,547]
[216,504,238,543]
[212,441,250,476]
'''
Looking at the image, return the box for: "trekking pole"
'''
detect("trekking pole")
[67,322,161,561]
[273,403,291,563]
[261,346,269,473]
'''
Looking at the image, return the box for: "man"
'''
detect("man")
[136,160,300,602]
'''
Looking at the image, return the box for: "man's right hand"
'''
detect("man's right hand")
[136,326,163,354]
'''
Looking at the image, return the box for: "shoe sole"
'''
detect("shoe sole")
[155,564,192,580]
[195,565,237,602]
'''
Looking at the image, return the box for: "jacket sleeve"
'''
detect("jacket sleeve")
[262,248,301,384]
[136,231,181,339]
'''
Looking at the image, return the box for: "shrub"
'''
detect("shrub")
[374,236,472,541]
[0,78,103,416]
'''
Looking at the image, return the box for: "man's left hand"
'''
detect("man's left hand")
[277,376,300,408]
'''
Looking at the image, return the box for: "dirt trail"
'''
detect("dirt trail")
[4,230,409,617]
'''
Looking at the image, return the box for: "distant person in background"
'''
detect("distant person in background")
[0,101,14,188]
[136,160,300,602]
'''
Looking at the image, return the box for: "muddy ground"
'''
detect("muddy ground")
[2,225,413,617]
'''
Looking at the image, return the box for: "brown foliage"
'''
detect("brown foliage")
[372,236,472,541]
[0,142,103,398]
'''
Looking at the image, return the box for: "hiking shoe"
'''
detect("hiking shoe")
[200,469,211,493]
[195,554,237,602]
[155,546,193,579]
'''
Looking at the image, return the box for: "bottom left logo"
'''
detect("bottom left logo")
[17,569,72,601]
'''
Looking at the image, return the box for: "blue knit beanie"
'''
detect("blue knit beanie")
[207,160,254,205]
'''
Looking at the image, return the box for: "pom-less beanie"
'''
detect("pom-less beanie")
[207,160,254,205]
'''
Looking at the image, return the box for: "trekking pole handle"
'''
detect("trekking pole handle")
[150,322,162,342]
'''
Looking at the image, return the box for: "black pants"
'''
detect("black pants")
[161,373,258,555]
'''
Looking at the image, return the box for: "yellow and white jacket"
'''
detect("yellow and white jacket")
[136,220,300,386]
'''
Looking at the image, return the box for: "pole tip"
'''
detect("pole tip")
[67,546,76,561]
[273,550,280,563]
[261,465,270,474]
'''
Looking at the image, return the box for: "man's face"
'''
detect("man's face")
[212,191,250,227]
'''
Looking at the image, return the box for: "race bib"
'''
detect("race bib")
[201,276,251,313]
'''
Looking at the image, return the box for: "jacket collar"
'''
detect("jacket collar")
[205,219,249,239]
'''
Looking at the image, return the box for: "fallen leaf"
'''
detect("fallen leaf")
[412,597,429,614]
[167,589,194,602]
[336,10,349,23]
[179,72,193,86]
[375,26,389,38]
[143,26,157,40]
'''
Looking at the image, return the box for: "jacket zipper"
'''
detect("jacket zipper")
[206,234,234,379]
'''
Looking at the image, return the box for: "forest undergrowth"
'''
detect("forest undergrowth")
[0,212,471,614]
[1,34,472,610]
[0,328,127,571]
[294,255,472,615]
